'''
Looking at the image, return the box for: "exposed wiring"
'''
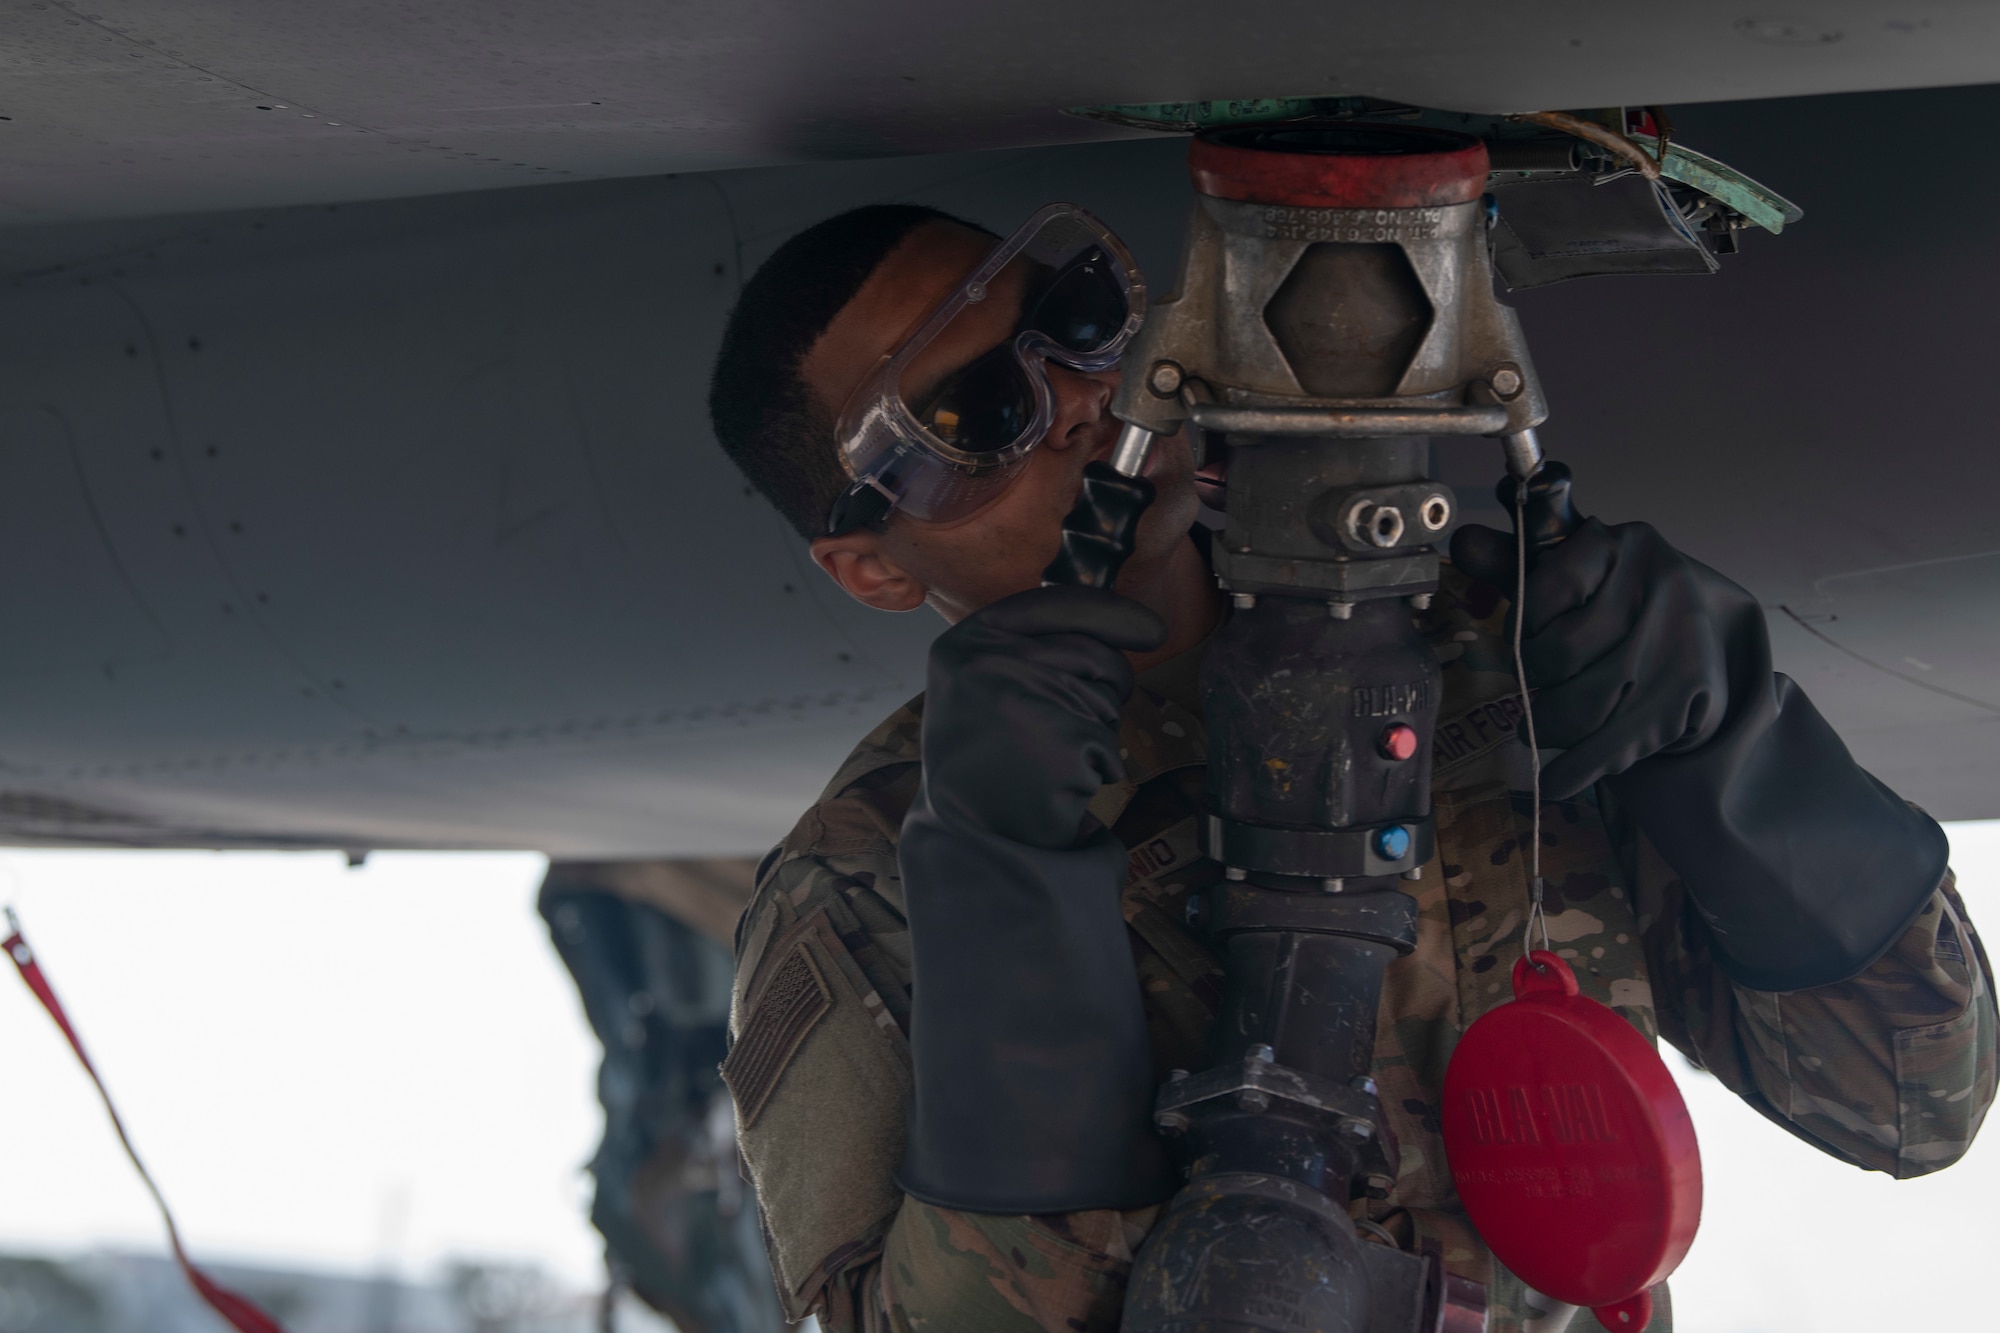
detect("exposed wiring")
[1507,110,1662,181]
[1645,105,1676,167]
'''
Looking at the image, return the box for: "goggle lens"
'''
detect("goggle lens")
[913,347,1037,454]
[1025,248,1130,355]
[907,248,1130,456]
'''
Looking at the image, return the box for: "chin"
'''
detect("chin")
[1127,479,1200,568]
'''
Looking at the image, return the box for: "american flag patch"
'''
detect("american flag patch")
[722,941,833,1128]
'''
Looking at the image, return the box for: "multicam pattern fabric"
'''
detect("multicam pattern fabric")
[728,564,1997,1333]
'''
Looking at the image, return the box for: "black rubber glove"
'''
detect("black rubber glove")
[1452,516,1949,992]
[896,585,1180,1213]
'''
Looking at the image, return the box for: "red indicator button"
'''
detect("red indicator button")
[1379,723,1419,761]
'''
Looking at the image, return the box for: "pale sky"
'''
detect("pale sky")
[1,826,1996,1330]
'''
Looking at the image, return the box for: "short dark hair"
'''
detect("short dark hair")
[708,204,992,540]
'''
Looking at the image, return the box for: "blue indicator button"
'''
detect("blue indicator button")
[1374,824,1412,861]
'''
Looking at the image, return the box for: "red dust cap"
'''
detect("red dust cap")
[1190,124,1490,210]
[1441,951,1702,1331]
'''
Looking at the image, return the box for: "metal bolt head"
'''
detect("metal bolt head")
[1147,360,1185,397]
[1238,1090,1271,1112]
[1350,1076,1379,1096]
[1408,592,1433,611]
[1322,877,1346,894]
[1364,1173,1395,1201]
[1155,1110,1190,1135]
[1403,866,1424,881]
[1231,592,1258,610]
[1225,865,1248,882]
[1338,1118,1375,1143]
[1248,1043,1276,1064]
[1169,1067,1190,1083]
[1489,365,1524,399]
[1329,601,1354,620]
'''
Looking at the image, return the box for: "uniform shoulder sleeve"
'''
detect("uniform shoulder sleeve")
[1621,801,1997,1177]
[725,725,920,1322]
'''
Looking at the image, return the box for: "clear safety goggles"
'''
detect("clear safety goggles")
[826,203,1145,536]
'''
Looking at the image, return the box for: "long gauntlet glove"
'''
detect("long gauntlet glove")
[896,586,1180,1212]
[1453,516,1949,992]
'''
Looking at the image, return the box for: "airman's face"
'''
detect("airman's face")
[802,220,1200,622]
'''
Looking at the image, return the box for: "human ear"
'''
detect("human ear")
[809,532,928,612]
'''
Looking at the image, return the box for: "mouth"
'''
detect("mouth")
[1194,435,1229,511]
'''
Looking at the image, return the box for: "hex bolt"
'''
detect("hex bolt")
[1365,1173,1396,1200]
[1156,1110,1191,1134]
[1350,1076,1380,1096]
[1248,1043,1276,1064]
[1403,866,1425,881]
[1225,866,1248,881]
[1322,877,1346,893]
[1148,360,1185,397]
[1338,1118,1375,1143]
[1329,601,1354,620]
[1408,593,1433,611]
[1239,1090,1272,1112]
[1490,365,1524,399]
[1232,592,1258,610]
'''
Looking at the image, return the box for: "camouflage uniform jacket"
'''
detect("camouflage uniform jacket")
[725,565,1996,1333]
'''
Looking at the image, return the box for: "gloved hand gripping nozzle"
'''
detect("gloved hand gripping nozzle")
[1452,471,1949,992]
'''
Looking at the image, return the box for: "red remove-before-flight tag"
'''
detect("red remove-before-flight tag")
[1441,951,1701,1332]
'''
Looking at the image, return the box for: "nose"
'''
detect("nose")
[1042,364,1118,451]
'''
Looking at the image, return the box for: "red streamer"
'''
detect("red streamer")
[4,907,286,1333]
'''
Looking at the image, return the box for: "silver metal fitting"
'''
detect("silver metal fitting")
[1225,865,1248,881]
[1502,427,1545,480]
[1337,1118,1375,1143]
[1408,593,1433,611]
[1403,866,1424,881]
[1419,494,1452,531]
[1239,1090,1272,1112]
[1489,364,1525,400]
[1109,422,1156,477]
[1328,601,1354,621]
[1248,1043,1276,1063]
[1322,877,1346,893]
[1231,592,1258,611]
[1147,360,1185,397]
[1346,501,1406,549]
[1156,1110,1191,1134]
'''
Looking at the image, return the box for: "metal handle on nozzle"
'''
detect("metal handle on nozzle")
[1041,423,1158,589]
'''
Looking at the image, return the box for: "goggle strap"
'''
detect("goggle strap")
[825,476,896,537]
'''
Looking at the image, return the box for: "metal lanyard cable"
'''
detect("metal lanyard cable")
[1513,480,1551,960]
